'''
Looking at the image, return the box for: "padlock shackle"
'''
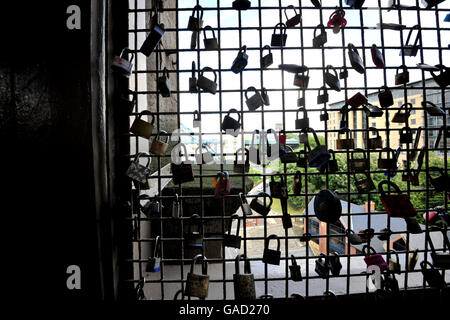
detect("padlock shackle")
[304,127,321,146]
[396,64,408,74]
[421,101,445,116]
[203,25,216,38]
[227,213,241,237]
[265,234,281,251]
[191,61,196,77]
[296,107,307,120]
[261,45,272,54]
[290,254,298,267]
[255,192,273,207]
[325,64,338,78]
[348,43,359,54]
[137,110,156,125]
[188,213,203,234]
[351,148,367,160]
[238,45,247,54]
[362,245,377,256]
[235,254,252,274]
[192,4,204,20]
[271,172,286,185]
[191,254,208,275]
[153,236,161,258]
[235,147,249,164]
[404,24,420,47]
[273,22,287,35]
[368,126,380,138]
[420,260,435,271]
[200,66,217,83]
[245,86,259,100]
[239,192,248,205]
[134,152,151,168]
[433,125,449,149]
[284,5,299,21]
[226,108,241,123]
[378,180,402,196]
[378,147,396,162]
[119,47,134,62]
[313,24,326,37]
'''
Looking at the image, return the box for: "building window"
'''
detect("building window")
[371,122,376,127]
[411,109,416,115]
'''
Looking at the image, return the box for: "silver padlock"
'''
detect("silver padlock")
[150,130,169,156]
[111,48,134,77]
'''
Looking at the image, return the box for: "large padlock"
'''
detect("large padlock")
[289,255,303,281]
[112,48,134,78]
[233,0,251,10]
[185,254,210,299]
[214,171,231,198]
[347,92,368,108]
[140,20,165,57]
[185,214,203,248]
[312,24,327,48]
[306,128,331,167]
[377,148,397,169]
[319,149,338,173]
[345,0,365,8]
[280,145,298,164]
[427,167,450,192]
[249,130,261,165]
[362,245,389,272]
[379,180,417,217]
[314,189,342,223]
[150,130,169,156]
[262,235,281,265]
[139,194,161,218]
[320,109,329,121]
[354,173,375,193]
[371,44,384,68]
[271,23,287,47]
[261,87,270,106]
[378,86,393,108]
[366,127,383,149]
[392,102,412,123]
[239,192,253,216]
[293,69,309,88]
[250,192,272,216]
[388,250,401,274]
[234,148,250,173]
[315,254,330,278]
[336,128,355,149]
[430,64,450,88]
[224,214,242,249]
[400,126,413,144]
[197,67,217,94]
[172,194,183,218]
[260,45,273,69]
[221,109,241,136]
[203,25,218,50]
[325,65,341,92]
[295,108,309,130]
[269,173,288,199]
[146,236,161,273]
[245,86,264,111]
[400,25,420,57]
[284,5,301,28]
[363,103,383,117]
[317,86,329,104]
[348,43,365,74]
[349,148,369,172]
[426,229,450,269]
[195,144,214,165]
[130,111,155,139]
[233,254,256,300]
[187,5,204,31]
[420,261,446,289]
[189,61,198,93]
[328,253,342,276]
[422,100,445,116]
[120,89,137,114]
[171,143,195,184]
[231,45,248,74]
[126,152,151,185]
[395,65,409,85]
[292,171,302,195]
[157,67,171,97]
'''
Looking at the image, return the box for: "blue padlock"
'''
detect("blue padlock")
[231,45,248,74]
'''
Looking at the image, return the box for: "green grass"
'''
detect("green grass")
[271,198,304,215]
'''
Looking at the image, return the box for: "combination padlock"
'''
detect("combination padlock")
[231,45,248,74]
[262,235,281,265]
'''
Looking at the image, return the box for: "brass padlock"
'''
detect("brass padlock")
[366,127,383,149]
[185,254,210,299]
[150,130,169,156]
[349,148,369,172]
[129,111,155,139]
[392,102,412,123]
[233,254,256,300]
[336,128,355,149]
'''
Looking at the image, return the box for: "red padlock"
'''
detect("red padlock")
[327,9,347,34]
[363,245,389,272]
[279,130,287,145]
[379,180,417,218]
[346,92,368,108]
[214,171,231,199]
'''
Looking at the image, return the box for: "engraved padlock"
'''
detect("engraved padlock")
[221,109,241,136]
[223,214,242,249]
[203,25,218,50]
[336,128,355,149]
[150,130,169,156]
[284,5,301,28]
[130,111,155,139]
[325,65,341,92]
[233,254,256,300]
[271,23,287,47]
[112,48,134,77]
[146,236,161,273]
[400,25,420,57]
[245,86,264,111]
[197,67,218,94]
[312,24,327,48]
[262,235,281,265]
[157,67,171,97]
[395,65,409,85]
[378,86,393,108]
[317,86,329,104]
[185,254,210,299]
[260,45,273,69]
[250,192,272,216]
[289,255,303,281]
[231,45,248,74]
[348,43,365,74]
[295,108,310,130]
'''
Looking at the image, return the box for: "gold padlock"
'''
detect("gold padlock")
[129,111,155,139]
[185,254,210,299]
[336,128,355,149]
[150,130,169,156]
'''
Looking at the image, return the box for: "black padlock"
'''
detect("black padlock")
[231,45,248,74]
[139,194,161,218]
[366,127,383,149]
[354,173,375,193]
[281,198,293,229]
[269,173,288,199]
[224,214,242,249]
[295,108,310,130]
[325,65,341,92]
[284,5,301,28]
[422,100,445,116]
[297,150,308,168]
[297,90,305,107]
[395,65,409,85]
[420,261,446,289]
[260,45,273,69]
[250,192,273,216]
[262,235,281,265]
[349,148,369,172]
[306,128,331,167]
[261,87,270,106]
[140,21,165,57]
[245,86,264,111]
[400,126,413,144]
[423,0,446,8]
[157,67,171,97]
[280,145,299,164]
[348,43,365,74]
[378,86,394,108]
[146,236,161,273]
[315,254,330,278]
[392,102,412,123]
[328,253,342,276]
[189,61,198,93]
[185,214,203,248]
[171,143,195,185]
[400,25,420,57]
[197,67,217,94]
[428,167,450,192]
[345,0,365,8]
[271,23,287,47]
[339,67,348,79]
[203,26,218,50]
[430,64,450,88]
[293,69,309,88]
[233,0,251,10]
[312,24,327,48]
[289,255,303,281]
[221,109,241,136]
[187,5,204,31]
[314,189,342,223]
[317,86,329,104]
[426,228,450,268]
[378,148,397,169]
[363,103,383,117]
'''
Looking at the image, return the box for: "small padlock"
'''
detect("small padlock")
[195,145,214,165]
[314,189,342,223]
[185,254,210,299]
[339,67,348,79]
[295,108,310,130]
[315,254,330,278]
[284,5,301,28]
[224,214,242,249]
[221,109,241,136]
[363,245,389,272]
[388,250,401,274]
[189,61,198,93]
[354,173,375,193]
[233,0,251,10]
[269,173,288,199]
[349,148,369,172]
[245,86,264,111]
[328,253,342,276]
[345,0,365,8]
[197,67,218,94]
[378,148,398,169]
[281,198,293,229]
[126,152,151,185]
[319,109,329,121]
[239,192,253,216]
[140,21,165,57]
[250,192,272,216]
[379,180,417,218]
[157,67,171,97]
[392,102,412,123]
[325,65,341,92]
[129,111,155,139]
[297,90,305,107]
[214,171,231,198]
[139,194,161,218]
[400,126,413,144]
[171,143,195,184]
[146,236,161,273]
[262,235,281,265]
[378,86,394,108]
[336,128,355,149]
[306,128,331,167]
[400,25,420,57]
[203,25,218,50]
[319,149,338,173]
[293,69,309,88]
[135,278,146,300]
[292,171,302,195]
[348,43,365,74]
[150,130,169,156]
[185,214,203,248]
[312,24,327,48]
[420,261,446,289]
[271,23,287,47]
[172,194,183,218]
[371,44,385,68]
[430,64,450,88]
[289,255,303,281]
[112,48,134,78]
[234,148,250,173]
[233,254,256,300]
[260,45,273,69]
[395,64,409,85]
[231,45,248,74]
[363,103,384,117]
[187,5,204,31]
[366,127,383,149]
[317,86,329,104]
[381,273,400,295]
[422,100,445,116]
[347,92,368,108]
[261,87,270,106]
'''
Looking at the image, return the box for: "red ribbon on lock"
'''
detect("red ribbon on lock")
[327,9,347,34]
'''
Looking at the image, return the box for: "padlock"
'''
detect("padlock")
[377,228,392,241]
[150,130,169,156]
[224,214,242,249]
[319,149,338,173]
[317,86,329,104]
[239,192,253,216]
[233,0,251,10]
[297,90,305,107]
[189,61,198,93]
[262,235,281,265]
[271,23,287,47]
[245,86,264,111]
[284,5,301,28]
[157,67,171,97]
[434,125,450,149]
[371,44,385,68]
[221,109,241,136]
[400,25,420,57]
[354,173,375,194]
[233,254,256,300]
[139,194,161,218]
[430,64,450,88]
[314,189,342,223]
[348,43,365,74]
[249,130,261,165]
[191,29,199,50]
[306,128,331,167]
[293,69,309,88]
[265,129,280,162]
[395,65,409,85]
[362,245,389,272]
[126,152,151,185]
[261,87,270,106]
[345,0,365,8]
[366,127,383,149]
[260,45,273,69]
[381,273,400,295]
[358,228,375,242]
[289,255,303,281]
[172,194,183,218]
[171,144,195,184]
[250,192,272,216]
[130,111,155,139]
[195,145,214,165]
[297,150,308,168]
[392,102,412,123]
[280,145,298,164]
[311,0,322,8]
[427,167,450,192]
[346,229,363,245]
[140,21,165,57]
[135,278,146,300]
[146,236,161,273]
[234,148,250,173]
[185,254,210,299]
[269,173,288,199]
[426,229,450,269]
[339,108,349,129]
[315,254,330,278]
[185,214,203,248]
[327,9,347,34]
[120,89,137,114]
[328,253,342,276]
[325,65,341,92]
[295,108,310,130]
[197,67,217,94]
[379,180,417,217]
[187,5,204,31]
[112,48,134,77]
[423,0,446,8]
[203,26,218,50]
[422,100,445,116]
[349,148,369,172]
[292,171,302,195]
[320,109,329,121]
[400,126,413,144]
[231,45,248,74]
[420,261,446,289]
[312,24,327,48]
[388,250,401,274]
[409,129,423,162]
[363,103,384,117]
[336,128,355,149]
[281,198,293,229]
[346,92,368,108]
[214,171,231,199]
[378,86,394,108]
